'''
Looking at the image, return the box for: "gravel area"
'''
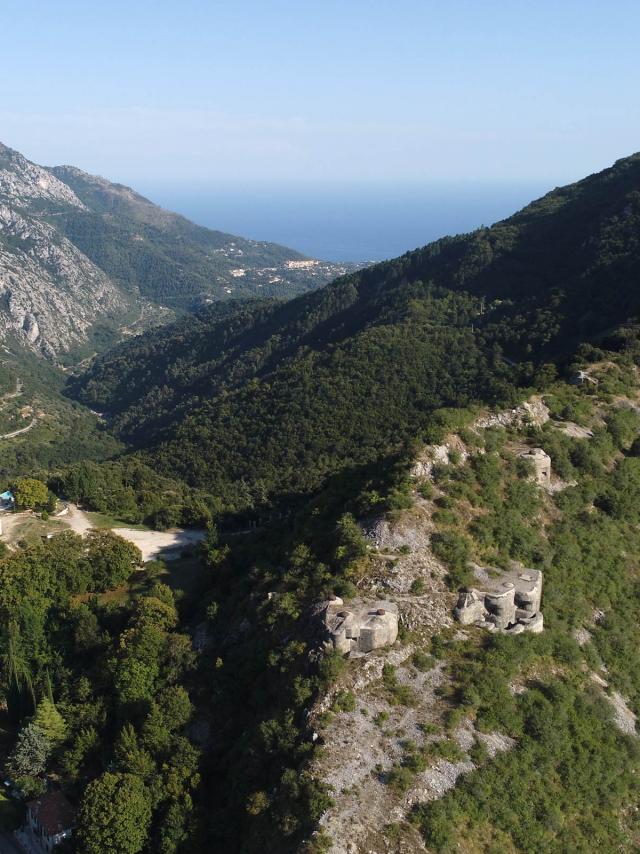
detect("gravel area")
[61,503,205,561]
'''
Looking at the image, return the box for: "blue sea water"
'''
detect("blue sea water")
[140,181,550,263]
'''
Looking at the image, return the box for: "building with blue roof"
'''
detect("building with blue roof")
[0,490,15,510]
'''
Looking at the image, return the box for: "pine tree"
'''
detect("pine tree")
[33,697,67,744]
[8,723,51,777]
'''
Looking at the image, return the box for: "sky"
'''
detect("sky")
[1,0,639,191]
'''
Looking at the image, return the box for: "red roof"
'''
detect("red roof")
[27,790,75,836]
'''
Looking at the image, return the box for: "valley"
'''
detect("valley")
[0,151,640,854]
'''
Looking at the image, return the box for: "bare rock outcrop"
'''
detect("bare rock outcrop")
[0,205,126,357]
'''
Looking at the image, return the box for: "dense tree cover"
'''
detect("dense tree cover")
[0,531,142,718]
[0,361,16,395]
[49,459,214,528]
[0,531,200,851]
[71,284,518,511]
[69,153,640,511]
[77,772,152,854]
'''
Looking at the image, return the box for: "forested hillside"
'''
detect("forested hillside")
[71,152,640,510]
[3,153,640,854]
[51,165,357,308]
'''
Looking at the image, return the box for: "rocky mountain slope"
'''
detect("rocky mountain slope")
[0,145,127,360]
[0,141,357,362]
[304,359,640,853]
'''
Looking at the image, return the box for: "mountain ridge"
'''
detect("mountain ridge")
[0,141,358,362]
[70,151,640,509]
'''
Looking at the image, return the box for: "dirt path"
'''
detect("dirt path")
[0,417,36,439]
[0,375,36,439]
[62,504,206,562]
[0,377,23,405]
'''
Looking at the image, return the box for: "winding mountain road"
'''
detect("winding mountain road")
[0,376,36,439]
[0,418,36,440]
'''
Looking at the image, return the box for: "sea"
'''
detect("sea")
[140,181,550,263]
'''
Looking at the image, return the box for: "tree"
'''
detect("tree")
[8,723,51,777]
[114,657,157,708]
[334,514,368,570]
[156,686,193,731]
[13,478,49,511]
[84,530,142,591]
[60,726,99,782]
[33,697,67,745]
[114,724,156,778]
[134,595,178,632]
[76,772,152,854]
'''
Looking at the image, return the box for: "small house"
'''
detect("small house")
[22,790,75,852]
[0,490,14,510]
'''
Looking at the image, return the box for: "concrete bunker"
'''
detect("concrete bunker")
[519,447,551,486]
[454,566,543,634]
[322,597,399,655]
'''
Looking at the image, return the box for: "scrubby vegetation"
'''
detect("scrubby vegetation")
[413,352,640,850]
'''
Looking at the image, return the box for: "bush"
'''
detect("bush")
[332,691,356,713]
[431,531,472,588]
[386,764,414,792]
[417,480,434,500]
[411,651,433,672]
[318,651,347,687]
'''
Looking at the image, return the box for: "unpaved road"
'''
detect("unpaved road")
[62,504,205,562]
[0,417,36,439]
[0,377,23,404]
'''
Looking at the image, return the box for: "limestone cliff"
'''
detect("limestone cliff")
[0,144,128,359]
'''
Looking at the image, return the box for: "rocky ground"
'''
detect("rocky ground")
[306,387,639,854]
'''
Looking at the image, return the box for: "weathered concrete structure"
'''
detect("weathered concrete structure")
[520,447,551,485]
[454,567,543,634]
[571,369,598,387]
[322,597,399,654]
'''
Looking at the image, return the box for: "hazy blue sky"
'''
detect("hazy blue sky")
[1,0,639,187]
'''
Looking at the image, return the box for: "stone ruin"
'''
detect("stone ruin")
[519,447,551,486]
[454,566,544,635]
[322,596,399,655]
